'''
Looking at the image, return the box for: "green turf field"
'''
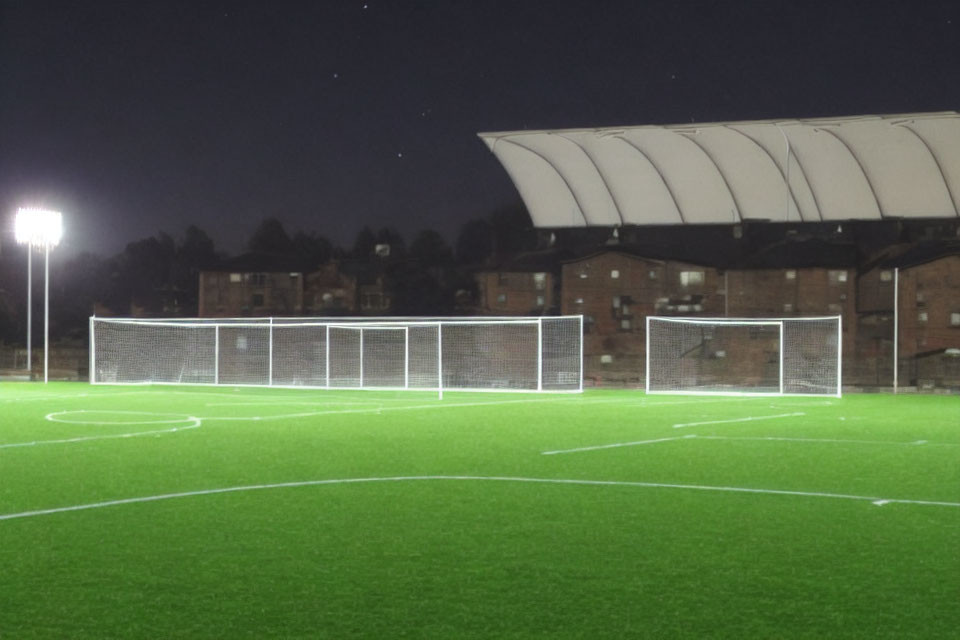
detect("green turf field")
[1,383,958,638]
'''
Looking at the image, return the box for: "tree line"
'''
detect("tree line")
[0,205,538,344]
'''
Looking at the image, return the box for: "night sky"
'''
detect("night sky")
[1,0,958,257]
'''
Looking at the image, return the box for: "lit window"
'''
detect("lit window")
[612,296,621,308]
[649,270,658,280]
[785,270,796,280]
[533,273,546,290]
[230,273,241,283]
[536,295,545,307]
[579,272,588,279]
[497,293,507,304]
[575,297,584,304]
[611,269,620,279]
[622,304,630,315]
[600,354,613,364]
[620,319,631,330]
[680,271,704,286]
[828,270,848,284]
[918,311,928,322]
[951,312,960,326]
[783,303,794,313]
[880,270,893,282]
[236,336,248,351]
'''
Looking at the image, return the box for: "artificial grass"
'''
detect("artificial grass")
[1,383,958,638]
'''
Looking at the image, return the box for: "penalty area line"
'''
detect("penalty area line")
[672,412,806,429]
[1,475,958,522]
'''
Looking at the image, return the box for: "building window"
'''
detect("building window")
[600,354,613,364]
[611,269,620,279]
[918,311,928,322]
[828,303,842,313]
[236,336,248,351]
[497,293,507,304]
[649,270,658,280]
[533,272,547,290]
[579,272,588,279]
[880,270,893,282]
[785,270,797,280]
[783,303,794,313]
[250,273,267,285]
[622,304,630,315]
[951,312,960,326]
[584,315,595,333]
[680,271,705,286]
[828,270,848,284]
[620,319,632,331]
[536,295,545,307]
[612,296,621,309]
[575,297,584,304]
[252,293,264,307]
[230,273,242,283]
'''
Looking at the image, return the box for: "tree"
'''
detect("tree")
[489,203,537,256]
[291,231,333,269]
[409,229,453,269]
[351,226,376,259]
[455,218,494,265]
[246,218,293,255]
[172,226,218,314]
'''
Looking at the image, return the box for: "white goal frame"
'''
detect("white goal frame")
[89,315,584,394]
[645,315,842,397]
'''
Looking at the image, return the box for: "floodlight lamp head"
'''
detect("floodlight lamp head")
[15,208,63,248]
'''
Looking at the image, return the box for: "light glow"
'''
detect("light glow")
[15,208,63,248]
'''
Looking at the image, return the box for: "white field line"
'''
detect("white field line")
[198,397,563,422]
[1,475,957,523]
[204,400,390,407]
[672,412,806,429]
[0,398,560,450]
[543,436,692,455]
[543,433,960,456]
[0,418,201,450]
[695,435,960,447]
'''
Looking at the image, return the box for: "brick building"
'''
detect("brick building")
[727,239,859,382]
[873,243,960,389]
[474,251,566,315]
[560,248,723,384]
[304,261,357,314]
[198,254,304,317]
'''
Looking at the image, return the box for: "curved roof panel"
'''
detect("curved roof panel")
[479,112,960,227]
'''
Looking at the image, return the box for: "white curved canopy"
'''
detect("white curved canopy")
[479,112,960,227]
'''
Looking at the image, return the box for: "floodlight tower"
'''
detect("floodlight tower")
[15,208,63,383]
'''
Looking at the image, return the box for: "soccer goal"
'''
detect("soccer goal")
[645,316,842,397]
[89,316,583,393]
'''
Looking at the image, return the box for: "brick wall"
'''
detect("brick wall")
[475,271,553,315]
[199,271,304,317]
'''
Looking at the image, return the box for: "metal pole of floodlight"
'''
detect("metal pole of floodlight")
[15,208,63,384]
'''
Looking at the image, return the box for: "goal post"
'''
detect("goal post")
[89,315,584,393]
[645,316,842,397]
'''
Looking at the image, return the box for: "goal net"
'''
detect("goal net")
[645,316,841,396]
[90,316,583,393]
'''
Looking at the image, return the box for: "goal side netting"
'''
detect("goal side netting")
[89,316,583,393]
[645,316,841,396]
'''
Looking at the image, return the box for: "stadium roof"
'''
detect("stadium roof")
[479,112,960,229]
